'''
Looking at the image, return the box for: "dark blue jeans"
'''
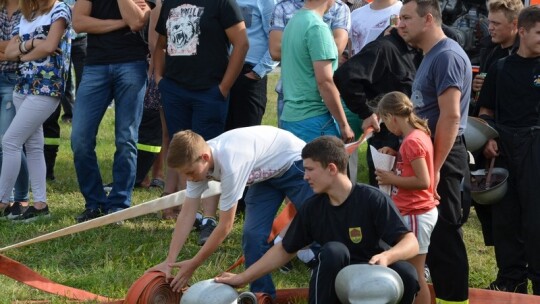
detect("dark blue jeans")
[159,77,228,140]
[242,160,314,297]
[71,61,146,212]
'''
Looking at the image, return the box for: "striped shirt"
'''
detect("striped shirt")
[0,7,21,72]
[270,0,351,32]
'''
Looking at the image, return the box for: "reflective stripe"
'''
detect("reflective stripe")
[44,138,60,146]
[137,143,161,153]
[436,298,469,304]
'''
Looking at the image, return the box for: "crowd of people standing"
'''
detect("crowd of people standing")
[0,0,538,303]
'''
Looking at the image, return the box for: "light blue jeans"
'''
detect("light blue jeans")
[280,112,341,143]
[0,72,29,202]
[0,93,58,203]
[71,61,146,212]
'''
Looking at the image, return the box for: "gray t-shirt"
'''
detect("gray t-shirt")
[411,38,472,136]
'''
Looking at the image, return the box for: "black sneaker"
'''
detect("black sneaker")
[13,205,50,223]
[193,212,203,231]
[7,202,25,220]
[280,261,294,274]
[198,218,217,246]
[487,278,528,294]
[1,203,11,219]
[76,208,103,223]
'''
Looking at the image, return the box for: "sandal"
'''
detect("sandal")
[158,192,180,220]
[160,207,181,220]
[149,178,165,190]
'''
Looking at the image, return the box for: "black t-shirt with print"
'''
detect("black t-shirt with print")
[477,54,540,128]
[85,0,150,65]
[156,0,243,90]
[282,183,410,263]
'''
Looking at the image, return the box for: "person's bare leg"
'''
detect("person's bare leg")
[411,254,430,304]
[152,109,168,182]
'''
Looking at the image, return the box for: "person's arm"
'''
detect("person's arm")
[472,73,485,94]
[73,0,127,34]
[478,107,499,159]
[475,63,499,159]
[362,114,381,133]
[215,242,296,287]
[268,30,282,61]
[168,199,238,292]
[117,0,151,32]
[330,0,350,56]
[152,34,166,84]
[332,28,348,57]
[6,17,68,62]
[219,22,249,98]
[313,60,355,142]
[369,232,418,266]
[145,196,200,282]
[0,40,10,52]
[147,0,161,75]
[4,36,22,60]
[248,0,278,79]
[268,2,285,61]
[433,87,461,193]
[376,157,430,190]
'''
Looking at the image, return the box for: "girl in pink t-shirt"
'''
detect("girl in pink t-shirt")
[374,91,438,304]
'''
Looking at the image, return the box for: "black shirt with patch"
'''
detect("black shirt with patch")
[282,183,410,263]
[477,54,540,128]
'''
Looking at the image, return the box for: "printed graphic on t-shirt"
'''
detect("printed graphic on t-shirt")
[411,89,424,108]
[246,167,284,185]
[166,4,204,56]
[351,17,388,54]
[534,74,540,87]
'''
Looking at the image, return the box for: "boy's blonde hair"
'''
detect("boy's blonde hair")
[21,0,55,21]
[376,91,431,136]
[167,130,208,169]
[488,0,523,22]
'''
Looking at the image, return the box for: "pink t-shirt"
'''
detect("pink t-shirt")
[391,129,439,215]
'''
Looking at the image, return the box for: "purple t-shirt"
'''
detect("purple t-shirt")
[411,38,472,136]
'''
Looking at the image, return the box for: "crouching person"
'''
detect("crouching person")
[146,126,314,298]
[216,136,420,304]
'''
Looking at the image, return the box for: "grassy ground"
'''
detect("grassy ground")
[0,73,497,303]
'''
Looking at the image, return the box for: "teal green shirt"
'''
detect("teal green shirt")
[281,9,338,122]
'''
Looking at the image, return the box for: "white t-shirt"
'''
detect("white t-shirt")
[186,126,306,211]
[350,1,402,55]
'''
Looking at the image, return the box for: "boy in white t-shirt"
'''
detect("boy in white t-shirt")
[146,125,314,298]
[350,0,402,55]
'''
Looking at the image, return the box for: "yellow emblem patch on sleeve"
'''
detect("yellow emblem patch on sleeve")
[349,227,362,243]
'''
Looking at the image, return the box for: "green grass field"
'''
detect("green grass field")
[0,73,498,303]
